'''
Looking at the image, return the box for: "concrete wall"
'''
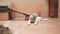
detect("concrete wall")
[0,0,49,20]
[0,12,9,20]
[0,0,11,6]
[10,0,49,17]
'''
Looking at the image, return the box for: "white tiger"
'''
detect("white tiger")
[28,13,48,25]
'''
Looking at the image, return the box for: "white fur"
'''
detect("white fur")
[28,13,48,25]
[34,17,48,24]
[28,13,37,24]
[34,17,42,24]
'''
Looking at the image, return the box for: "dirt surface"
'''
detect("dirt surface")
[0,18,60,34]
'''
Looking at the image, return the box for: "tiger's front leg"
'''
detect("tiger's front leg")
[28,19,31,25]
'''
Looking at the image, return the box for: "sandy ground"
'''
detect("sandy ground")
[0,18,60,34]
